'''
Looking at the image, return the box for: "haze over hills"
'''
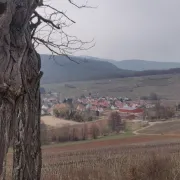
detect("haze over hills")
[41,55,133,84]
[41,55,180,84]
[111,59,180,71]
[82,56,180,71]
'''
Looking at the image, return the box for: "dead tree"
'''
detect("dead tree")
[0,0,92,179]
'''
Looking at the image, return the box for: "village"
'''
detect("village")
[40,89,178,122]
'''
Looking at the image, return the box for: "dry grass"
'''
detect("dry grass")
[41,118,111,144]
[138,120,180,135]
[6,141,180,180]
[41,115,80,127]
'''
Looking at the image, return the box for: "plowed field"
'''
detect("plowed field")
[43,134,180,153]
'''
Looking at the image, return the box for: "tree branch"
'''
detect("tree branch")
[68,0,91,8]
[41,4,76,23]
[34,11,60,29]
[30,1,94,61]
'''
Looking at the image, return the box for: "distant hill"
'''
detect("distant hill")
[80,56,180,71]
[41,55,133,84]
[132,68,180,77]
[40,55,180,84]
[110,59,180,71]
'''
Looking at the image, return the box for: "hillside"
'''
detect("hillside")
[138,121,180,135]
[42,74,180,101]
[41,55,133,84]
[81,56,180,71]
[133,68,180,77]
[40,55,180,84]
[111,59,180,71]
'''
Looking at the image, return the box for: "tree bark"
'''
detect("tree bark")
[0,1,42,179]
[13,77,42,180]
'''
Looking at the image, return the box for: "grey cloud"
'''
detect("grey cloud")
[37,0,180,62]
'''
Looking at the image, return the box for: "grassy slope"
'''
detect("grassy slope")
[138,120,180,135]
[8,133,134,153]
[42,131,134,149]
[42,73,180,101]
[43,119,180,149]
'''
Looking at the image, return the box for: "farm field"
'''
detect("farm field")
[42,134,180,153]
[138,120,180,135]
[6,134,180,180]
[41,115,80,127]
[42,74,180,101]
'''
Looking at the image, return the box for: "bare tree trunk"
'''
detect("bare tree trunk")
[1,0,87,178]
[0,100,14,180]
[13,82,42,180]
[0,1,42,179]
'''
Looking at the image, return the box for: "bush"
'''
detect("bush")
[51,135,57,142]
[87,116,93,122]
[60,109,70,119]
[58,126,70,142]
[53,107,69,118]
[140,96,149,100]
[71,128,80,141]
[91,124,99,139]
[127,153,172,180]
[40,122,49,145]
[53,108,60,118]
[72,112,85,122]
[73,111,97,122]
[109,111,123,133]
[149,92,159,101]
[164,107,175,118]
[53,104,70,119]
[102,125,111,136]
[81,124,88,140]
[54,105,96,123]
[150,102,176,120]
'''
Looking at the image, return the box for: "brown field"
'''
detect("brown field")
[40,141,180,180]
[138,120,180,135]
[42,135,180,153]
[41,117,110,144]
[6,135,180,180]
[41,115,80,127]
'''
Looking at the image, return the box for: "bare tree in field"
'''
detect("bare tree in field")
[0,0,91,179]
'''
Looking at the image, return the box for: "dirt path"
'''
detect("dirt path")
[133,119,180,135]
[133,122,157,135]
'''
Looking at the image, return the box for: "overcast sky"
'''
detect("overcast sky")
[37,0,180,62]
